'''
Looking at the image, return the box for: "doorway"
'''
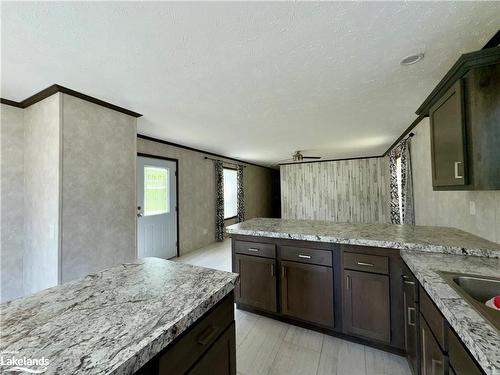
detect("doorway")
[137,154,178,259]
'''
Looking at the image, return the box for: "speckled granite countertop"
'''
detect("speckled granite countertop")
[0,258,238,375]
[226,218,500,258]
[401,251,500,375]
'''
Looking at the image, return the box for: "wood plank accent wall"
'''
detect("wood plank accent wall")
[280,158,390,223]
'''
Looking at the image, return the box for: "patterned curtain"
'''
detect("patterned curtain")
[389,138,415,225]
[402,141,415,225]
[214,160,224,241]
[389,146,400,224]
[237,165,245,222]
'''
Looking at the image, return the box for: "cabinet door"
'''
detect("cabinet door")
[281,261,334,327]
[448,327,482,375]
[188,323,236,375]
[234,254,277,312]
[429,80,467,187]
[403,274,419,375]
[343,270,390,343]
[420,317,445,375]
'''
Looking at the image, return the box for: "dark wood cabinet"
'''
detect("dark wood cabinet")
[420,316,445,375]
[429,80,467,187]
[187,323,236,375]
[280,260,334,327]
[402,266,420,375]
[343,270,391,343]
[447,327,482,375]
[234,254,277,312]
[418,48,500,190]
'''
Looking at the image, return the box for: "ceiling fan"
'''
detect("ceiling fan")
[279,151,322,164]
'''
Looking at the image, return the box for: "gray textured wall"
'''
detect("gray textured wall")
[137,137,274,255]
[411,117,500,244]
[23,95,61,295]
[61,94,137,283]
[280,158,390,223]
[1,104,26,302]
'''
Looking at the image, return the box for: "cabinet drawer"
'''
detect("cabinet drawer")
[187,322,236,375]
[159,293,234,374]
[419,286,445,350]
[448,327,482,375]
[234,240,276,258]
[344,252,389,275]
[280,246,332,267]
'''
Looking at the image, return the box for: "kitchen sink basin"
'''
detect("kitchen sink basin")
[439,271,500,332]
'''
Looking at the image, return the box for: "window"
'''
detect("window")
[396,156,403,224]
[144,166,169,216]
[223,168,238,219]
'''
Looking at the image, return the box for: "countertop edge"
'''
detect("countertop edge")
[226,228,500,258]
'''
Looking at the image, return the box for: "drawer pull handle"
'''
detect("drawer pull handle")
[454,161,463,179]
[404,280,415,285]
[357,261,374,267]
[298,254,311,259]
[407,307,416,327]
[247,248,259,252]
[346,275,351,289]
[197,325,218,346]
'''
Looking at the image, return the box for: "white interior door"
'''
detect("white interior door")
[137,156,177,259]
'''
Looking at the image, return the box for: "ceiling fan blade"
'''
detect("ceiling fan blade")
[302,156,321,159]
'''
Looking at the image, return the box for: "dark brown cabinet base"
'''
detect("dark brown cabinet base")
[231,235,406,354]
[230,234,487,375]
[136,292,236,375]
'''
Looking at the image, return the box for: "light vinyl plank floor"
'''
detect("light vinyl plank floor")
[177,239,411,375]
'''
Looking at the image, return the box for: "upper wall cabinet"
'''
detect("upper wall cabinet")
[417,47,500,190]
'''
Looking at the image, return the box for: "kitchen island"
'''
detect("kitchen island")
[0,258,239,375]
[227,218,500,375]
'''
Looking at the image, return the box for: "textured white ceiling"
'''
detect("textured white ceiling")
[1,2,499,166]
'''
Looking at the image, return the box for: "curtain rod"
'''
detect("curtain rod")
[204,156,247,168]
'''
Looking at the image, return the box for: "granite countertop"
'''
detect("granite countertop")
[0,258,238,375]
[226,218,500,258]
[402,251,500,375]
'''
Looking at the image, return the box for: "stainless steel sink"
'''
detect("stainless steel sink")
[439,271,500,332]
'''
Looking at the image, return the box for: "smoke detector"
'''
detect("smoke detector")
[400,53,424,65]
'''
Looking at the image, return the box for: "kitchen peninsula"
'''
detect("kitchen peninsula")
[227,218,500,375]
[0,258,239,375]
